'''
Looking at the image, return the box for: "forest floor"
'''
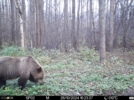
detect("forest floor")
[42,48,134,96]
[0,46,134,96]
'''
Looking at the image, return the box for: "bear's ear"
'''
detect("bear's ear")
[37,67,42,72]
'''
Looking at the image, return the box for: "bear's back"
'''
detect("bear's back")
[0,56,12,63]
[0,56,21,80]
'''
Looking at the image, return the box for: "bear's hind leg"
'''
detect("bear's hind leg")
[0,78,6,88]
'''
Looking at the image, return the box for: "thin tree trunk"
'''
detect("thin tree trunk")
[35,0,39,48]
[39,0,45,48]
[90,0,93,48]
[109,0,115,52]
[86,0,89,47]
[10,0,15,45]
[72,0,76,50]
[99,0,106,62]
[5,0,10,45]
[45,0,49,49]
[22,0,26,46]
[76,0,80,51]
[64,0,68,52]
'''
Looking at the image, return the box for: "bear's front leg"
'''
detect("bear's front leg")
[18,72,30,90]
[0,78,6,88]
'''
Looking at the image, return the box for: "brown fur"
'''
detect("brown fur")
[0,56,44,90]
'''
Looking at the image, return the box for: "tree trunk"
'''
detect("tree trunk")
[109,0,115,52]
[89,0,93,48]
[38,0,45,48]
[35,0,39,48]
[99,0,106,62]
[22,0,26,46]
[14,0,25,51]
[64,0,68,52]
[76,0,80,51]
[71,0,76,50]
[10,0,15,45]
[6,0,9,45]
[29,0,35,48]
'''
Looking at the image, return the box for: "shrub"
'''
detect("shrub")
[0,45,25,56]
[79,47,99,62]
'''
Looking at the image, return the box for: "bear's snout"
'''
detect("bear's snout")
[38,80,44,85]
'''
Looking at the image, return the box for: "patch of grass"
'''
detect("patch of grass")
[0,46,134,95]
[79,47,99,62]
[0,45,25,56]
[79,74,103,84]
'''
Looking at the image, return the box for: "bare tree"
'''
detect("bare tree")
[14,0,25,51]
[86,0,89,47]
[71,0,76,50]
[1,0,134,52]
[22,0,26,45]
[109,0,115,52]
[38,0,45,48]
[99,0,106,62]
[64,0,68,52]
[76,0,80,51]
[5,0,10,44]
[35,0,39,48]
[89,0,93,48]
[55,0,57,22]
[121,0,133,49]
[28,0,36,48]
[10,0,15,45]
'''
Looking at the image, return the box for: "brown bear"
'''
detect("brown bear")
[0,56,44,90]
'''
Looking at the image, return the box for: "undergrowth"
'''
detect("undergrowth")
[0,46,134,95]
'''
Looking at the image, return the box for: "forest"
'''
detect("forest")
[0,0,134,96]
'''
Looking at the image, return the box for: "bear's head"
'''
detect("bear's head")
[26,56,44,85]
